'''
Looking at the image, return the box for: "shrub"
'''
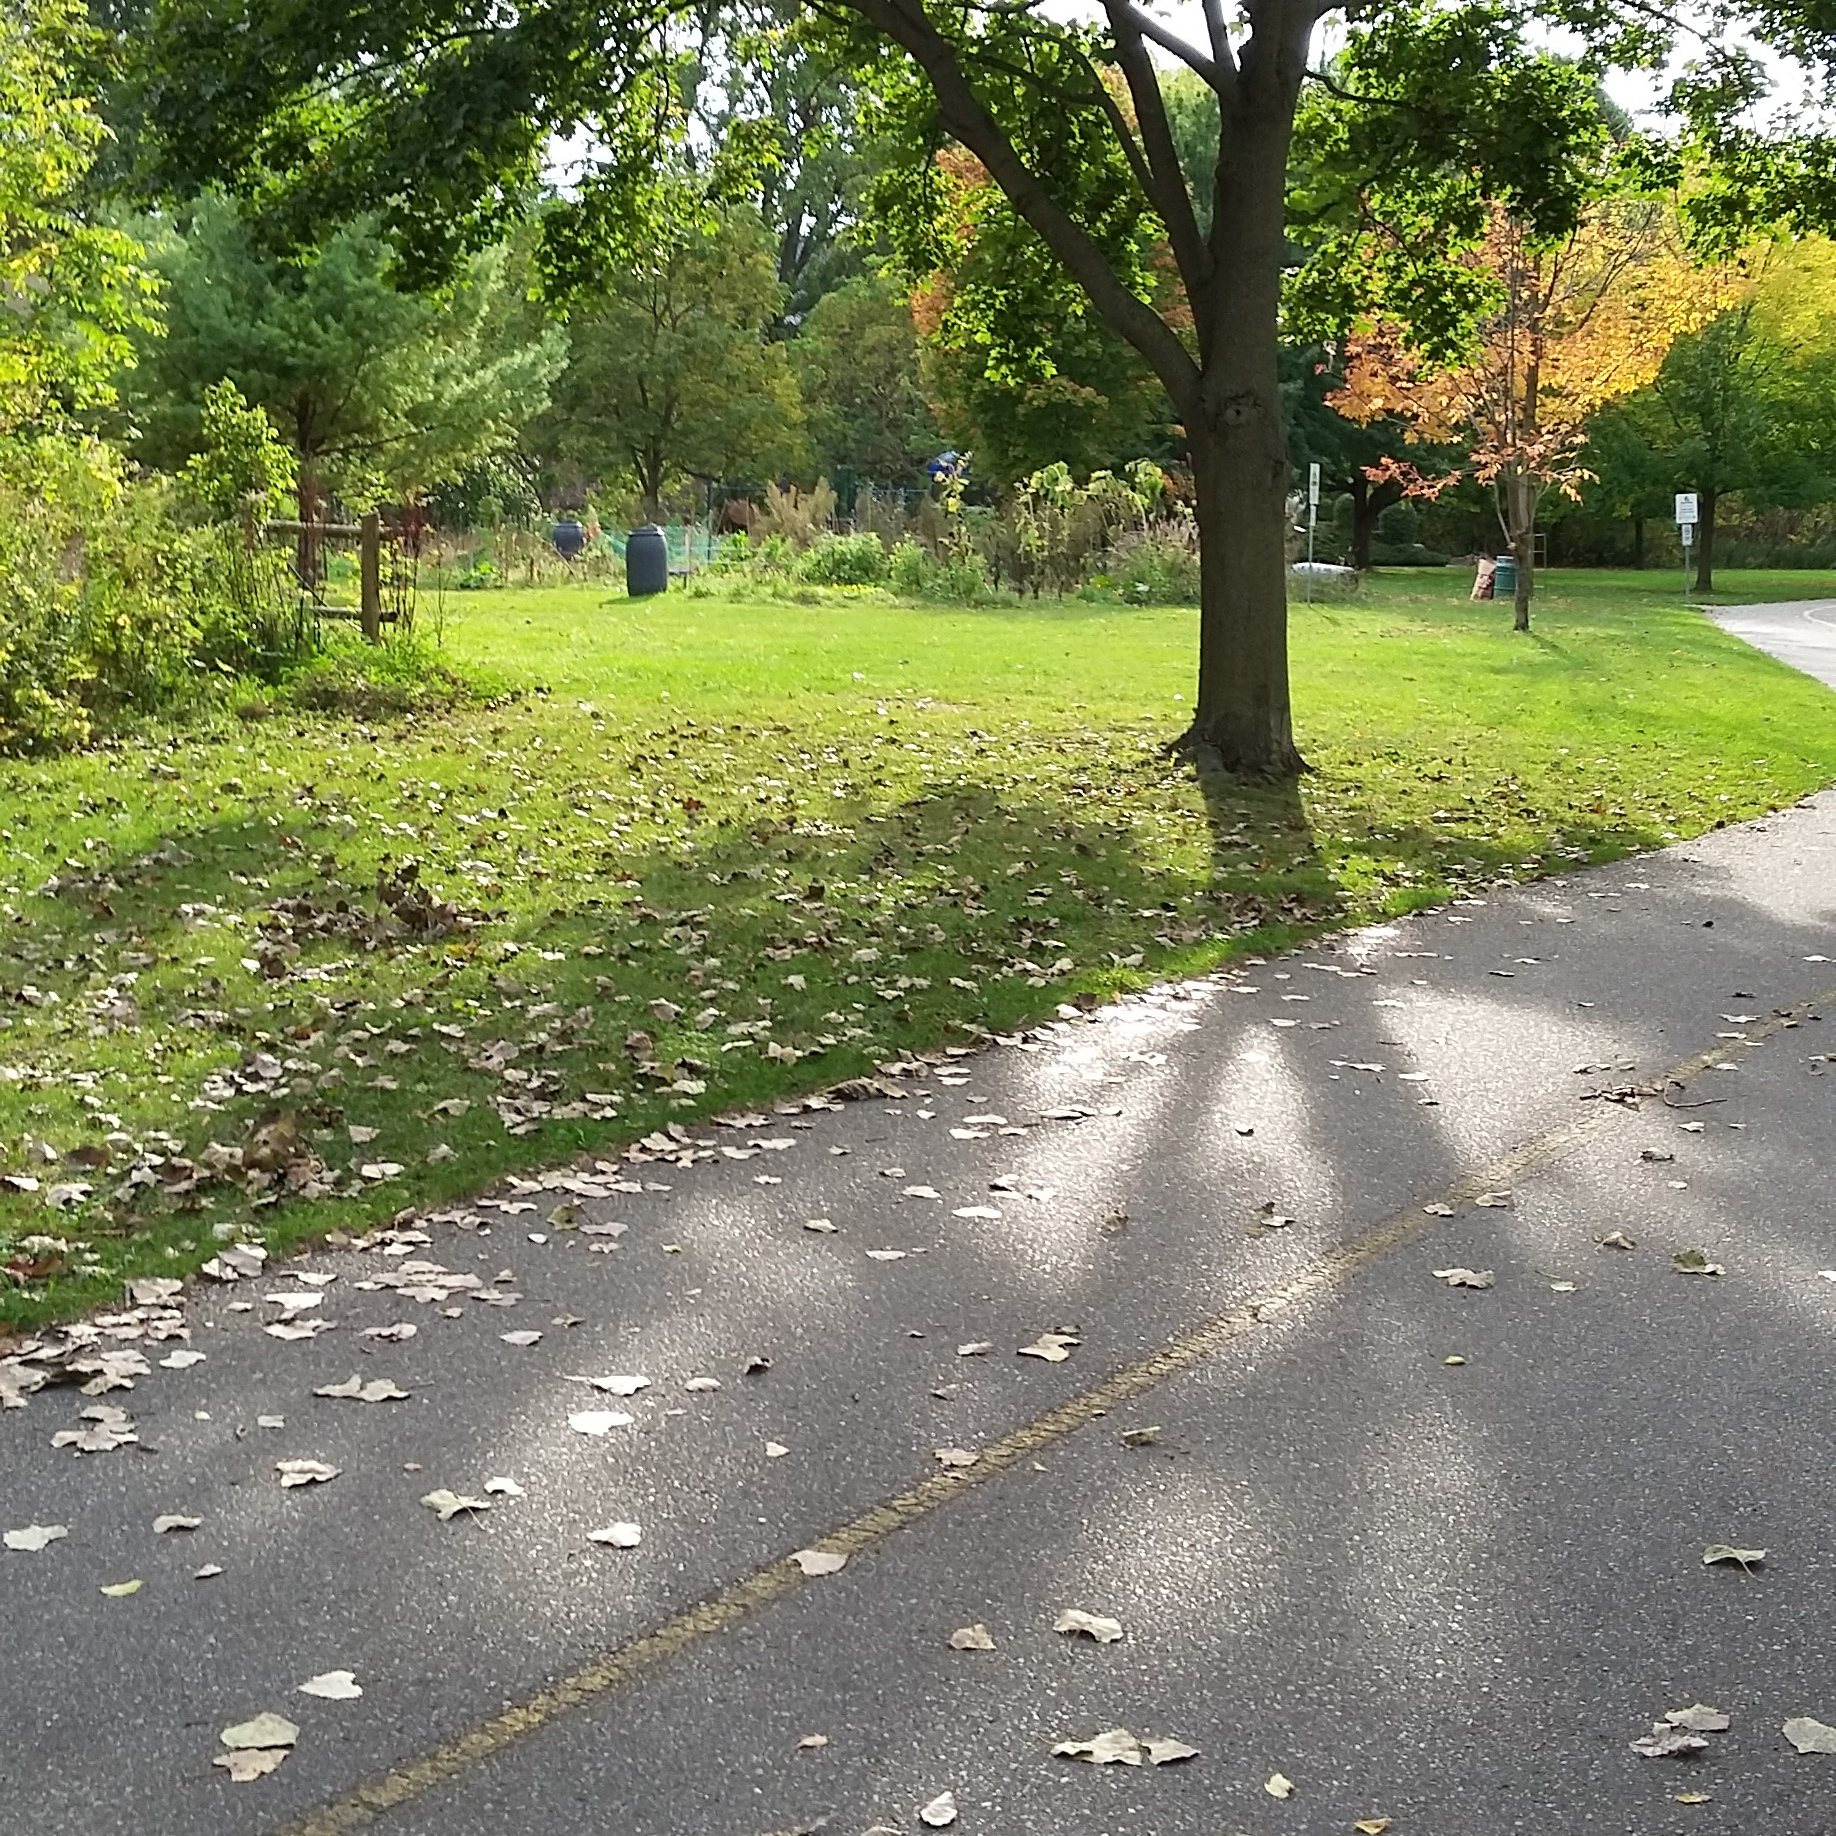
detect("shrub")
[796,532,887,586]
[888,539,931,595]
[1098,526,1202,604]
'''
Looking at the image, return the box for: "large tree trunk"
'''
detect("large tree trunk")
[1176,42,1305,778]
[1693,486,1717,593]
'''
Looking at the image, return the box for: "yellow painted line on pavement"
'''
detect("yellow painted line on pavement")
[272,985,1835,1836]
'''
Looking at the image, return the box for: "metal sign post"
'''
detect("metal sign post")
[1675,492,1698,598]
[1305,462,1321,603]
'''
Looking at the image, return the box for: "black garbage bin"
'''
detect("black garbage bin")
[625,524,668,598]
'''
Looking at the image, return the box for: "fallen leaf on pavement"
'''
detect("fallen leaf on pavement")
[1632,1723,1708,1757]
[566,1373,650,1396]
[1054,1608,1124,1643]
[1432,1268,1495,1289]
[194,1564,224,1579]
[791,1548,847,1576]
[1355,1821,1393,1834]
[919,1792,957,1827]
[956,1341,993,1357]
[1422,1202,1454,1217]
[298,1671,362,1700]
[483,1476,525,1497]
[1473,1192,1512,1208]
[1674,1790,1713,1803]
[420,1489,491,1520]
[152,1514,201,1534]
[221,1713,299,1750]
[933,1447,979,1468]
[99,1578,142,1596]
[567,1409,634,1436]
[213,1747,289,1781]
[160,1349,208,1369]
[1597,1231,1637,1251]
[1018,1332,1079,1362]
[499,1331,543,1347]
[587,1523,642,1548]
[1673,1248,1725,1276]
[802,1218,838,1234]
[1266,1772,1295,1798]
[4,1524,67,1551]
[948,1624,996,1650]
[1054,1728,1145,1765]
[313,1375,409,1403]
[1142,1737,1199,1764]
[1784,1716,1836,1754]
[1702,1544,1766,1570]
[275,1460,339,1488]
[1667,1704,1731,1732]
[795,1733,829,1751]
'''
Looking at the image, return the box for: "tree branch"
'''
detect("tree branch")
[845,0,1201,412]
[1103,0,1214,337]
[1108,1,1223,88]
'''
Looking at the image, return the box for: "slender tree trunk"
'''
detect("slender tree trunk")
[1693,486,1717,593]
[295,453,318,589]
[1632,515,1645,570]
[1350,475,1401,571]
[1499,468,1535,631]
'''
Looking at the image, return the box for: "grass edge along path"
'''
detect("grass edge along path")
[1,571,1833,1334]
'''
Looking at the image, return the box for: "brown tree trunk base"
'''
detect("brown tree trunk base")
[1167,721,1310,781]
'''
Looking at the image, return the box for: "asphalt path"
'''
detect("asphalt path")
[4,778,1836,1836]
[1706,599,1836,692]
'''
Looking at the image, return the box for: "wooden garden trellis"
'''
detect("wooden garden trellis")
[265,510,394,641]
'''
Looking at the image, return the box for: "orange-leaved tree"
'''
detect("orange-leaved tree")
[1331,201,1732,629]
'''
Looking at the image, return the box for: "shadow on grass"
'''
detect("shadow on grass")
[0,723,1721,1331]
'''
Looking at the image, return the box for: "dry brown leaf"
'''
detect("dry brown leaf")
[1017,1331,1079,1362]
[948,1623,996,1651]
[1053,1608,1124,1643]
[213,1747,289,1782]
[791,1548,847,1576]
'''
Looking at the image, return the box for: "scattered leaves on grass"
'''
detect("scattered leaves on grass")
[99,1578,142,1597]
[919,1791,957,1827]
[4,1523,67,1551]
[1432,1268,1494,1289]
[791,1548,847,1576]
[948,1624,996,1650]
[1673,1248,1725,1276]
[1053,1608,1124,1643]
[275,1460,339,1488]
[152,1514,201,1534]
[420,1490,491,1521]
[1784,1716,1836,1754]
[298,1671,363,1700]
[1702,1545,1766,1570]
[1018,1331,1079,1362]
[313,1375,409,1403]
[587,1523,642,1548]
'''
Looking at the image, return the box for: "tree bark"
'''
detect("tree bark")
[1693,485,1717,593]
[1631,514,1645,570]
[1498,467,1536,631]
[1349,473,1403,571]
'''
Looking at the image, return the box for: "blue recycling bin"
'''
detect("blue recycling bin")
[551,516,586,560]
[625,524,668,598]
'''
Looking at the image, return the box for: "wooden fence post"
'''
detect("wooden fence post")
[360,511,382,643]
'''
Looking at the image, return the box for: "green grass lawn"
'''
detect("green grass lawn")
[3,566,1834,1331]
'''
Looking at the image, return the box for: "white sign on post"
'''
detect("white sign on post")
[1675,491,1699,525]
[1680,523,1695,547]
[1307,461,1321,508]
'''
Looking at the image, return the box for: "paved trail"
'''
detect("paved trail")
[4,639,1836,1836]
[1708,598,1836,693]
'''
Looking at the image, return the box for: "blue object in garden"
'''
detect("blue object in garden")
[625,524,669,598]
[551,515,587,560]
[926,450,970,482]
[1493,553,1517,597]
